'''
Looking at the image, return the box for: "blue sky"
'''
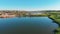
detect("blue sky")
[0,0,60,11]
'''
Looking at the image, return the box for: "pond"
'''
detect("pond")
[0,17,58,34]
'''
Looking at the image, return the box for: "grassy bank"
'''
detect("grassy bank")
[48,15,60,24]
[48,14,60,34]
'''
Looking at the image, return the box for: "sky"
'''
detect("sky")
[0,0,60,11]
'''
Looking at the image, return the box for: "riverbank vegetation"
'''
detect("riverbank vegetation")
[48,12,60,34]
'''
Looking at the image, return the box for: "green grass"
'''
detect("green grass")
[48,13,60,34]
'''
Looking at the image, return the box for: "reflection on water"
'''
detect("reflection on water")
[0,17,58,34]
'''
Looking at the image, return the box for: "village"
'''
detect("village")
[0,10,48,18]
[0,10,60,18]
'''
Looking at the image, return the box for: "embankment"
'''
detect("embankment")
[48,15,60,34]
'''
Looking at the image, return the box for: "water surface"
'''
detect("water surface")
[0,17,58,34]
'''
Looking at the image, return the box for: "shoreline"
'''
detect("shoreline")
[48,15,60,34]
